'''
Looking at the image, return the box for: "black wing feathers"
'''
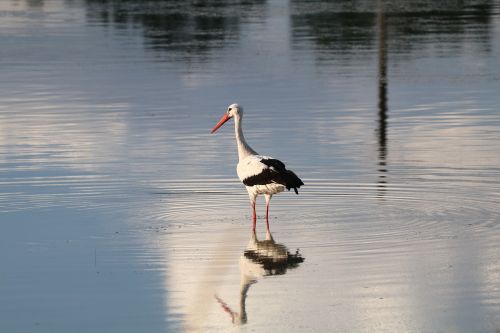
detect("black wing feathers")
[261,158,286,171]
[243,158,304,194]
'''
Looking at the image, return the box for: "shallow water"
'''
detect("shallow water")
[1,0,500,332]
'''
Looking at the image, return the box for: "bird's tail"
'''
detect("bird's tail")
[285,170,304,194]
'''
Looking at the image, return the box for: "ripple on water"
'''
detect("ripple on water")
[149,171,500,327]
[0,174,131,212]
[135,173,500,244]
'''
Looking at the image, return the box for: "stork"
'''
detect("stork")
[211,103,304,231]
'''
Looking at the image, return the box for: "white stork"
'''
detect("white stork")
[211,103,304,231]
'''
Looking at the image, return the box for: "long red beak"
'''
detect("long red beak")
[211,113,230,133]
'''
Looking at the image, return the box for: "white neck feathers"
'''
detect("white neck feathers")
[234,113,257,161]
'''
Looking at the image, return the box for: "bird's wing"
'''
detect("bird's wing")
[237,155,270,183]
[237,155,304,194]
[237,155,288,187]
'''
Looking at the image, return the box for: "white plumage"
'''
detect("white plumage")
[237,155,286,195]
[211,103,304,231]
[237,155,272,181]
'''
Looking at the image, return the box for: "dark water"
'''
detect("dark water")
[1,0,500,332]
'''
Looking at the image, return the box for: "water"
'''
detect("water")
[1,0,500,332]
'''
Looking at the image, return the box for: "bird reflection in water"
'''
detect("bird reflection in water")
[215,230,304,325]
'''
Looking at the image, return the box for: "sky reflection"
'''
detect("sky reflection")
[0,0,500,332]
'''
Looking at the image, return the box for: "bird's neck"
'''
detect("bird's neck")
[234,114,257,161]
[237,274,254,325]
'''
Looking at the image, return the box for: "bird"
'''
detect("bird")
[210,103,304,231]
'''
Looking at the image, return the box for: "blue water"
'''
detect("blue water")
[1,0,500,332]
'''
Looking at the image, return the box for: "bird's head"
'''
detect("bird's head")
[211,103,242,133]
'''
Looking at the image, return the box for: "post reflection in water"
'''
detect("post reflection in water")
[376,2,388,198]
[215,230,304,326]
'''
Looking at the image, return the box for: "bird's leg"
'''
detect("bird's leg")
[248,192,257,231]
[265,194,272,232]
[251,201,256,231]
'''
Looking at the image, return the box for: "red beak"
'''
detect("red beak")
[211,113,230,133]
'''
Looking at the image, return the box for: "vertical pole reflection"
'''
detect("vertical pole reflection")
[376,2,388,198]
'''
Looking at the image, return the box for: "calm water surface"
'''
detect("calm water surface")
[1,0,500,332]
